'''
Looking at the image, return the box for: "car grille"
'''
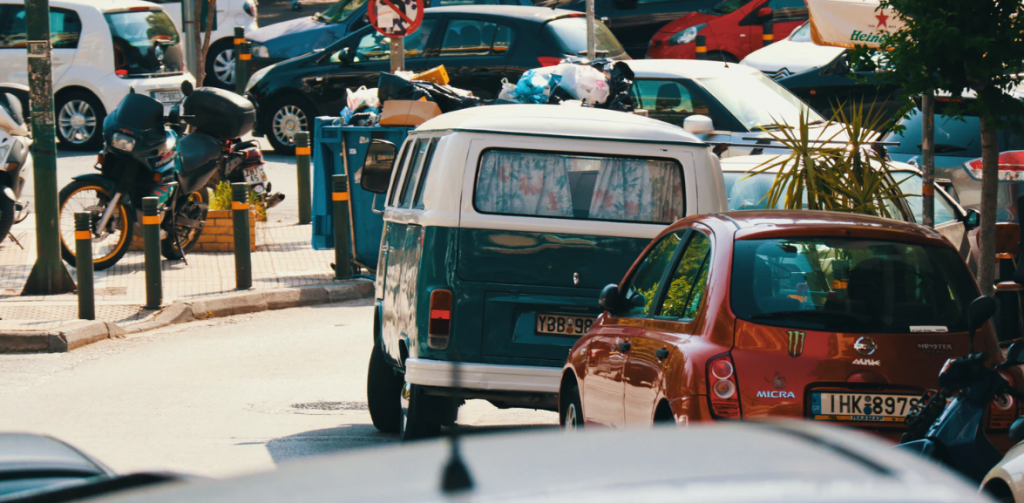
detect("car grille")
[766,68,792,80]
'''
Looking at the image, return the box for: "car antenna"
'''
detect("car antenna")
[441,362,474,493]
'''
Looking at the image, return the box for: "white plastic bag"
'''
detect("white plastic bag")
[498,78,517,100]
[556,64,610,106]
[346,86,381,112]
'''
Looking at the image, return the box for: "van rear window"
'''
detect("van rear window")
[474,149,684,224]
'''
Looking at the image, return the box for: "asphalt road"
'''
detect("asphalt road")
[0,302,557,478]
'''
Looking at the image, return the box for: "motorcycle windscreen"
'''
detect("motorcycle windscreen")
[458,149,685,363]
[729,236,977,425]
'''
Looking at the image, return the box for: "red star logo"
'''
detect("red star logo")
[875,12,888,28]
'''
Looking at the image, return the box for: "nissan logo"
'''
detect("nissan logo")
[854,337,877,356]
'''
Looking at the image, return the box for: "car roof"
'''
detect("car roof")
[89,421,985,503]
[412,104,706,146]
[423,5,584,22]
[693,209,948,245]
[720,155,924,175]
[0,433,110,476]
[627,59,763,80]
[48,0,165,12]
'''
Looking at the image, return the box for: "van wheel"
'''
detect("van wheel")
[56,91,105,150]
[400,383,442,440]
[560,382,583,431]
[367,342,403,433]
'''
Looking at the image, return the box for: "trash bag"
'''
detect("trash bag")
[350,107,381,127]
[378,72,430,102]
[346,86,380,112]
[498,78,517,101]
[513,68,557,104]
[340,106,355,125]
[413,81,481,113]
[601,61,636,112]
[555,64,609,106]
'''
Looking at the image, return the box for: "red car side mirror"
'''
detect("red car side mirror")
[757,6,773,18]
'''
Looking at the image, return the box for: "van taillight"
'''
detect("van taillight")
[428,289,452,350]
[707,353,741,419]
[537,57,562,67]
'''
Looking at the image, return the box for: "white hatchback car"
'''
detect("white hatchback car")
[0,0,196,150]
[739,21,844,81]
[152,0,258,88]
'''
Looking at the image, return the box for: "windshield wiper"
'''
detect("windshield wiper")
[749,310,871,326]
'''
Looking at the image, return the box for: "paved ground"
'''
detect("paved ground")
[0,148,341,326]
[0,302,557,478]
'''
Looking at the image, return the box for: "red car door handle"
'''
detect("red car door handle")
[617,341,631,352]
[656,348,669,361]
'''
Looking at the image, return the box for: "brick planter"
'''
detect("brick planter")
[129,209,256,252]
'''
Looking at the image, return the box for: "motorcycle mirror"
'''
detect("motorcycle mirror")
[967,296,998,351]
[1007,342,1024,366]
[1010,417,1024,445]
[181,80,194,96]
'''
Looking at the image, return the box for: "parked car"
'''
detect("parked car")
[626,59,847,156]
[244,0,533,72]
[646,0,807,63]
[0,0,196,150]
[983,439,1024,503]
[357,104,725,439]
[740,21,844,80]
[0,433,115,498]
[244,7,627,153]
[149,0,259,88]
[559,210,1012,446]
[777,49,904,125]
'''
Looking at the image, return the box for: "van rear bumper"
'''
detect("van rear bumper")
[404,358,561,394]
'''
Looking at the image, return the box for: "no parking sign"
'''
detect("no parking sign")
[368,0,425,37]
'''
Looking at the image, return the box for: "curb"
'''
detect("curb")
[0,279,374,353]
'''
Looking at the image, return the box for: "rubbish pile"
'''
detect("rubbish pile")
[337,59,635,127]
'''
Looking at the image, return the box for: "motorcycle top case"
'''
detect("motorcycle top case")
[183,87,255,140]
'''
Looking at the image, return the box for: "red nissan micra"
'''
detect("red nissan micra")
[559,211,1018,443]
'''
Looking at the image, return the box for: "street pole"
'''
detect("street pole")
[921,92,935,228]
[389,38,405,74]
[183,0,199,76]
[23,0,74,296]
[585,0,595,60]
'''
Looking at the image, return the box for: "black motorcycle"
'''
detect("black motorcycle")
[898,295,1024,484]
[58,82,256,270]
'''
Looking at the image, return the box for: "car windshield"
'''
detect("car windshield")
[731,237,978,333]
[104,10,184,77]
[318,0,370,24]
[545,17,626,59]
[789,21,811,42]
[711,0,754,15]
[698,72,824,131]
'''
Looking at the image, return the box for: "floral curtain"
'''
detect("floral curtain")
[589,158,683,223]
[648,160,685,223]
[476,151,573,217]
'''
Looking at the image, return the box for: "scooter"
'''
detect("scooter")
[0,92,31,245]
[898,295,1024,484]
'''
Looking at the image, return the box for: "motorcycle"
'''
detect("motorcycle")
[58,82,256,270]
[0,91,31,245]
[898,295,1024,484]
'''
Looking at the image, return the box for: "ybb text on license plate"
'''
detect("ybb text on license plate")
[811,392,920,423]
[535,313,594,336]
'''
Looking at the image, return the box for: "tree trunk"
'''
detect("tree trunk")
[978,113,1000,296]
[198,0,216,85]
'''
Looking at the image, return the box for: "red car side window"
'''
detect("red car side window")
[621,231,685,317]
[657,232,711,319]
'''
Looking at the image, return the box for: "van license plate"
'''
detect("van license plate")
[535,314,594,336]
[152,90,183,103]
[811,392,921,423]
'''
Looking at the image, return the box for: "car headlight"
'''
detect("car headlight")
[669,23,707,46]
[111,132,136,152]
[246,65,272,93]
[251,43,270,59]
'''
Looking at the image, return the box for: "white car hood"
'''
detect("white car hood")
[740,40,845,79]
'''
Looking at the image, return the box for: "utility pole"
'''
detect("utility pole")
[389,38,404,74]
[23,0,74,295]
[585,0,595,60]
[183,0,199,76]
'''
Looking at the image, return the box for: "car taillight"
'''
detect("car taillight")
[537,56,562,67]
[707,353,741,419]
[428,289,452,350]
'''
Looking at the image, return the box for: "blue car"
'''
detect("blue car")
[245,0,533,71]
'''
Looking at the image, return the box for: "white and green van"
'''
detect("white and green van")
[358,104,727,439]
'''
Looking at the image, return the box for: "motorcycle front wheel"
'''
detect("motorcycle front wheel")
[161,188,208,260]
[58,180,133,270]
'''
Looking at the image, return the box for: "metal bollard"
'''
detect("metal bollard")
[763,22,774,47]
[695,35,707,60]
[295,131,312,225]
[332,174,352,279]
[231,183,253,290]
[142,197,162,309]
[236,41,251,97]
[74,213,95,320]
[233,26,245,95]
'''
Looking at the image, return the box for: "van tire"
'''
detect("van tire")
[367,342,403,433]
[560,382,584,431]
[400,383,442,441]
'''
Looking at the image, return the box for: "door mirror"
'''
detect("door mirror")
[360,140,397,194]
[683,115,714,135]
[181,80,194,96]
[1011,417,1024,445]
[968,295,998,334]
[960,208,980,230]
[757,6,773,18]
[599,284,625,314]
[613,0,637,10]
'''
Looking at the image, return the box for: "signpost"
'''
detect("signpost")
[368,0,424,73]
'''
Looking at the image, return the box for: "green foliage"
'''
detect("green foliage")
[248,189,267,222]
[748,102,913,219]
[209,181,232,211]
[660,235,711,318]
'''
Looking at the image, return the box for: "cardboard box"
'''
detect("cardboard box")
[412,65,449,85]
[379,100,442,127]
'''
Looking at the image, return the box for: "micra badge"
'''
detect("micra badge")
[757,390,796,399]
[787,330,805,358]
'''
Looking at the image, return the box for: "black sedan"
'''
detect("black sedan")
[244,5,628,153]
[777,50,905,125]
[0,433,114,498]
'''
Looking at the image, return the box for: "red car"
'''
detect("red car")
[646,0,807,63]
[559,211,1019,444]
